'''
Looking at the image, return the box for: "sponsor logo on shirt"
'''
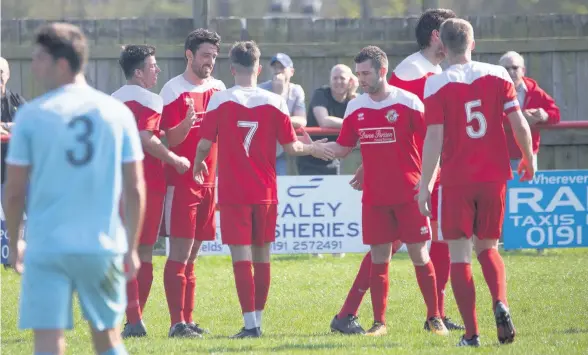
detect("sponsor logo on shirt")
[358,127,396,144]
[420,226,429,235]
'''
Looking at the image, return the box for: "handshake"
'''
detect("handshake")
[298,129,336,161]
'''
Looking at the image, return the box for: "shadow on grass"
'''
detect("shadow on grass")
[206,340,401,353]
[560,328,588,334]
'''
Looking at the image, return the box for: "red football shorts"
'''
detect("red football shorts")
[164,185,216,241]
[139,189,166,246]
[362,201,431,245]
[219,204,277,246]
[439,182,506,240]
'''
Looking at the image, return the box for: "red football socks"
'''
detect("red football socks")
[125,278,142,324]
[370,262,389,324]
[233,261,255,313]
[164,260,187,326]
[338,252,371,319]
[429,241,451,318]
[451,263,479,338]
[478,248,508,311]
[415,261,440,319]
[137,262,153,312]
[253,262,271,311]
[184,262,196,323]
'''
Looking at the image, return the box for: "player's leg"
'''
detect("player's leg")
[163,186,201,338]
[428,185,463,331]
[71,254,128,354]
[221,204,261,338]
[399,201,448,336]
[474,182,515,344]
[122,190,164,338]
[366,242,392,337]
[333,238,402,331]
[442,185,480,347]
[252,242,271,332]
[20,256,72,355]
[184,187,216,335]
[251,204,278,332]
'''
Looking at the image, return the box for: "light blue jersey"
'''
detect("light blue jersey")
[6,83,144,257]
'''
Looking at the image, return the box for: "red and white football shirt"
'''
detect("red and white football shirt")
[159,75,225,189]
[112,84,165,192]
[389,51,441,101]
[337,87,426,206]
[390,51,442,183]
[199,86,297,205]
[423,61,520,186]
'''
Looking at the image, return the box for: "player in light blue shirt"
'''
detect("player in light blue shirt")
[2,23,146,355]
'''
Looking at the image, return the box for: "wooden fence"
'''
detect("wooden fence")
[1,14,588,171]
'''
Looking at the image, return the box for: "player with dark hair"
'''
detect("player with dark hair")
[4,22,145,355]
[325,46,448,337]
[194,40,333,338]
[112,44,190,338]
[418,18,534,347]
[335,8,463,335]
[159,29,225,338]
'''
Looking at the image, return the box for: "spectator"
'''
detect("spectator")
[259,53,307,175]
[1,57,27,186]
[300,64,357,258]
[297,64,357,176]
[499,51,560,172]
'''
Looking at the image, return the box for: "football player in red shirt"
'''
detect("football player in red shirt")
[418,18,534,347]
[343,8,463,333]
[193,41,333,338]
[112,45,190,338]
[323,46,449,337]
[159,29,226,338]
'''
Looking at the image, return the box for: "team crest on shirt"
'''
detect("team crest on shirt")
[385,109,398,123]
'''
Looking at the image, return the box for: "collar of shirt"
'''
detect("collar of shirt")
[516,80,527,93]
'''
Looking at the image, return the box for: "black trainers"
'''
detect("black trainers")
[230,327,261,339]
[424,316,465,331]
[330,315,365,335]
[457,334,481,347]
[443,317,465,331]
[168,322,202,338]
[187,322,210,335]
[121,321,147,338]
[495,301,516,344]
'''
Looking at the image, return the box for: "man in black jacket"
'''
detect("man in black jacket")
[1,57,27,185]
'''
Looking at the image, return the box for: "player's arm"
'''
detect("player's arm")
[419,91,443,195]
[318,104,359,158]
[420,124,443,193]
[121,107,146,260]
[320,141,353,158]
[122,160,146,252]
[2,111,31,271]
[163,106,195,147]
[194,138,213,166]
[139,131,189,172]
[507,110,534,164]
[277,101,333,160]
[3,164,28,254]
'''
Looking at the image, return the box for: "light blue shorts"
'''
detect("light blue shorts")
[19,254,126,330]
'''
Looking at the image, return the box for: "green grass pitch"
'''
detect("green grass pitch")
[2,249,588,354]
